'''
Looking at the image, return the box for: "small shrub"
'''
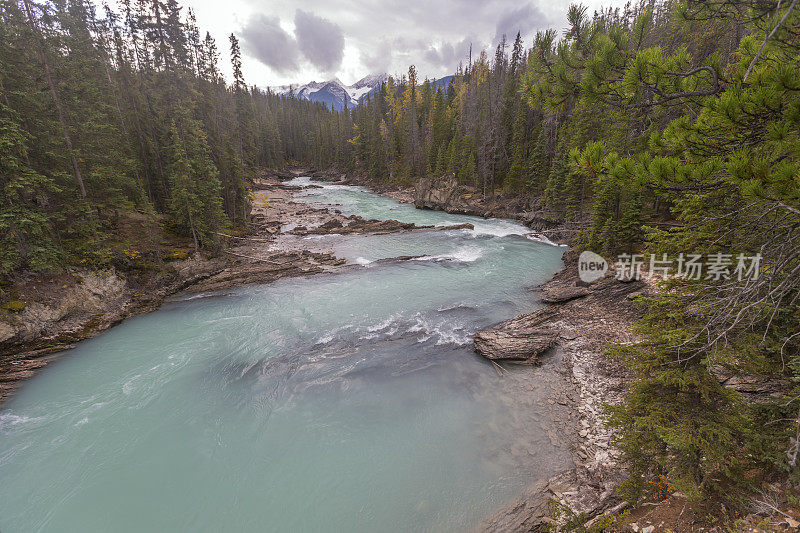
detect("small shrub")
[165,249,192,261]
[1,300,26,312]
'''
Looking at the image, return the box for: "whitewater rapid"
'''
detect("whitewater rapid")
[0,178,569,533]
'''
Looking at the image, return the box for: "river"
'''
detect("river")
[0,178,570,532]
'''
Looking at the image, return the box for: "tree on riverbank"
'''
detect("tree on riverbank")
[560,0,800,505]
[0,0,352,276]
[341,0,800,513]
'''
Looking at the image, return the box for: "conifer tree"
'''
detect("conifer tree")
[165,116,226,250]
[0,102,61,274]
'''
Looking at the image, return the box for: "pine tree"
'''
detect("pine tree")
[165,116,226,250]
[228,33,245,93]
[0,102,61,274]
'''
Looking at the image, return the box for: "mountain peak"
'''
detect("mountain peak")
[271,74,388,111]
[352,73,388,89]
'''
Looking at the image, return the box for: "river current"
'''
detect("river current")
[0,178,570,532]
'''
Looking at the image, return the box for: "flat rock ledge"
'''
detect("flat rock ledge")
[476,256,647,531]
[474,308,559,363]
[541,282,592,304]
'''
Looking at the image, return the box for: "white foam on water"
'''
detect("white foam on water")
[304,233,341,240]
[434,328,471,346]
[0,413,42,429]
[450,246,483,262]
[367,317,396,332]
[122,374,141,395]
[526,233,565,247]
[407,314,471,346]
[315,324,356,345]
[416,245,483,263]
[315,331,337,345]
[469,219,530,237]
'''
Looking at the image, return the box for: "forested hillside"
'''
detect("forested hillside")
[345,0,800,512]
[0,0,351,275]
[3,0,800,516]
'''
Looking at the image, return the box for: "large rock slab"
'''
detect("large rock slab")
[474,329,558,362]
[413,173,487,216]
[473,308,559,362]
[414,173,461,211]
[541,283,592,304]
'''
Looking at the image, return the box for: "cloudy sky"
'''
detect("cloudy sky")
[179,0,627,87]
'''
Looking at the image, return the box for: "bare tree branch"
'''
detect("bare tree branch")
[744,0,799,83]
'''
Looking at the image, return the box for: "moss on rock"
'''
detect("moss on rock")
[165,249,192,261]
[1,300,26,312]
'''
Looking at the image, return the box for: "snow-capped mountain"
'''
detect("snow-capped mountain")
[272,74,388,111]
[272,73,456,111]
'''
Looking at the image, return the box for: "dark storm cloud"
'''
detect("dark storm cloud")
[294,10,345,73]
[423,37,476,69]
[240,14,299,73]
[493,4,549,45]
[240,0,573,80]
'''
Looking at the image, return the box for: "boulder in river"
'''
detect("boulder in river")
[413,173,486,216]
[473,308,559,363]
[414,173,461,211]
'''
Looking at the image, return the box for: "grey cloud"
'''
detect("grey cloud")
[493,4,549,45]
[363,40,392,73]
[424,37,477,69]
[294,10,345,73]
[239,0,569,83]
[241,14,299,73]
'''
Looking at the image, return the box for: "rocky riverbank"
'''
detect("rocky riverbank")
[0,169,469,405]
[303,167,645,528]
[478,251,647,530]
[311,169,576,243]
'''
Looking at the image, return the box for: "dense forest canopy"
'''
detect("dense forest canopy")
[0,0,352,273]
[2,0,800,513]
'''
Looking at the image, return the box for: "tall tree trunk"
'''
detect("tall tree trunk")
[151,0,172,71]
[21,0,87,200]
[185,195,199,251]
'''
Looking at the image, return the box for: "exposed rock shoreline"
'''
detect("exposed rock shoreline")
[0,166,641,530]
[311,167,645,529]
[339,170,573,242]
[0,169,469,405]
[478,252,646,531]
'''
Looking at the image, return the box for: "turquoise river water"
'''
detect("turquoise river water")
[0,178,570,532]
